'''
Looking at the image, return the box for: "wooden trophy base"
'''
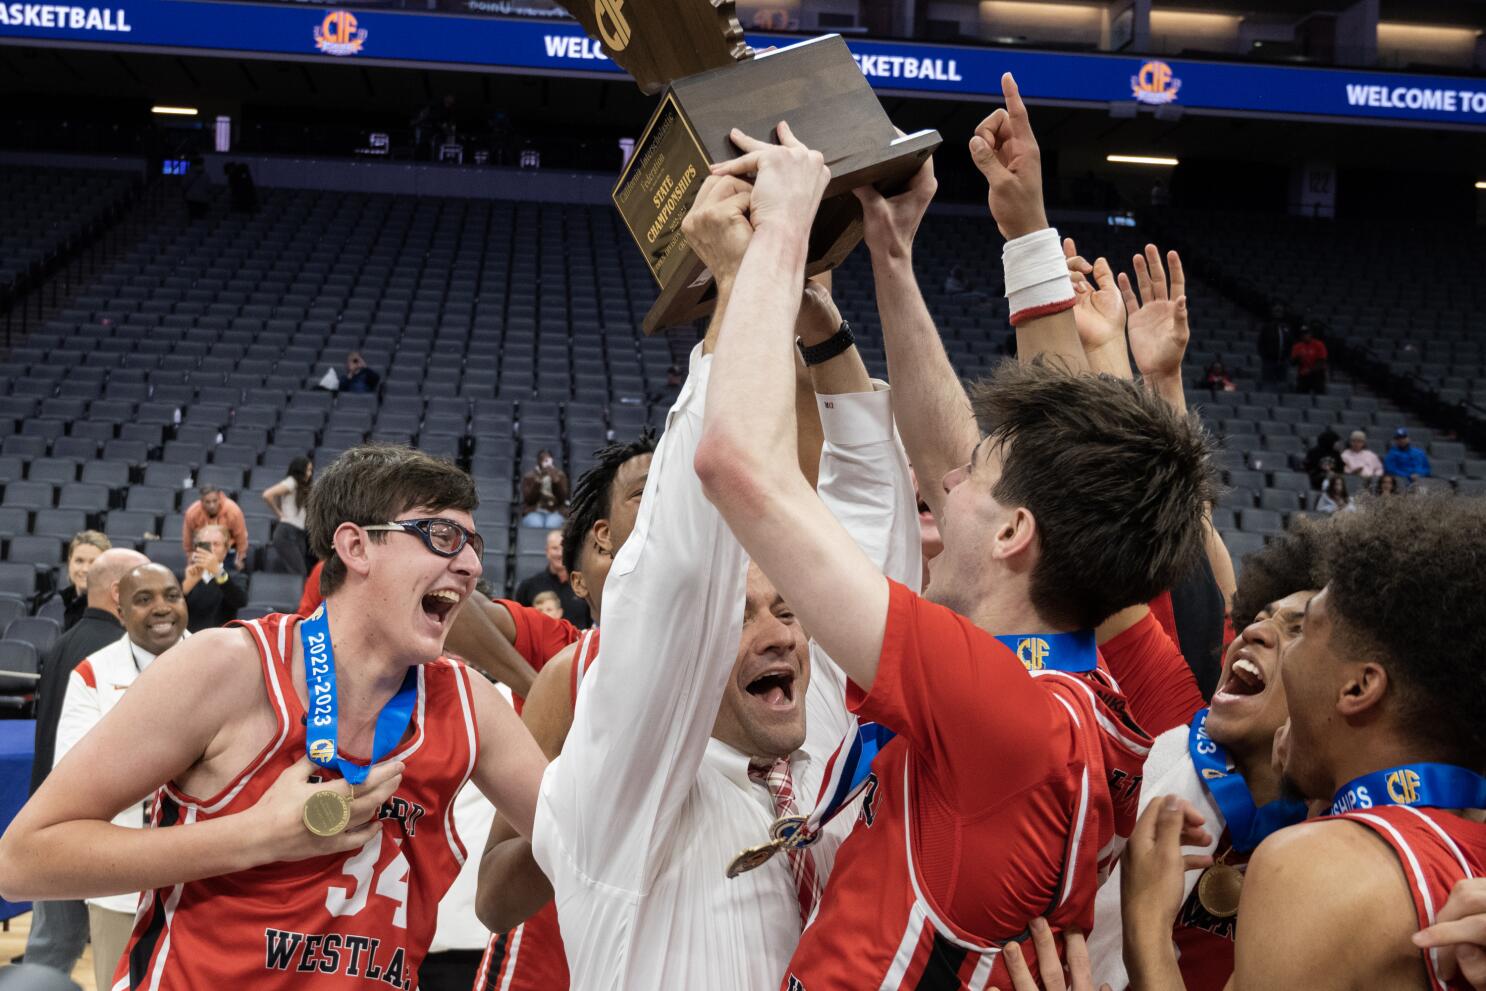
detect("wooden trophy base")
[611,34,942,335]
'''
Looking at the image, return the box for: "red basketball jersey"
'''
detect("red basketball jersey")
[474,628,598,991]
[118,614,480,990]
[1334,805,1486,991]
[782,581,1150,990]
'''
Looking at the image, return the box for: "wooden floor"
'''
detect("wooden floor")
[0,910,98,990]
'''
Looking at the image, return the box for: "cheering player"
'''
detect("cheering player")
[696,78,1216,990]
[0,445,547,989]
[1089,523,1331,989]
[1123,495,1486,990]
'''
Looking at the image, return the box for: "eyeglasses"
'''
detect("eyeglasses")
[363,518,484,560]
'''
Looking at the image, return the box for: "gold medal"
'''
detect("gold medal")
[1196,861,1244,919]
[769,815,818,850]
[726,839,783,879]
[303,787,353,837]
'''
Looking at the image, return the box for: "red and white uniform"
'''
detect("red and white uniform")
[496,599,578,717]
[1334,805,1486,991]
[782,580,1151,990]
[475,628,599,991]
[117,614,479,991]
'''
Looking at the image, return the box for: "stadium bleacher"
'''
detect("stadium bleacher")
[0,167,1481,679]
[0,165,140,310]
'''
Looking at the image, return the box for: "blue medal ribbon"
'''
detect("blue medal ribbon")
[1188,708,1307,852]
[1330,763,1486,817]
[994,629,1098,673]
[300,603,418,786]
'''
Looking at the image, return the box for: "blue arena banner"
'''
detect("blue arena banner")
[1,1,1484,128]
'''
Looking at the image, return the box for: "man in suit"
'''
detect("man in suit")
[23,547,147,976]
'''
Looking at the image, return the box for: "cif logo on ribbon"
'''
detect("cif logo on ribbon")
[309,738,336,763]
[314,11,367,56]
[594,0,631,51]
[1017,637,1050,670]
[1386,768,1422,805]
[1131,60,1181,105]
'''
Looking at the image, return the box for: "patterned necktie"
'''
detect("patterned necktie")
[749,757,822,928]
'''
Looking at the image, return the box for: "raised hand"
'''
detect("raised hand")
[968,73,1049,240]
[1064,237,1127,362]
[1121,244,1189,381]
[995,919,1109,991]
[710,121,830,239]
[1121,795,1214,938]
[680,175,754,292]
[1413,877,1486,988]
[797,272,843,347]
[855,155,937,263]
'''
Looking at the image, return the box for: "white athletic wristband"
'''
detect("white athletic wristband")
[1003,227,1075,326]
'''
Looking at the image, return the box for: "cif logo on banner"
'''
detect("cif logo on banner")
[314,10,367,56]
[1132,60,1181,105]
[1017,637,1050,671]
[308,738,336,762]
[1386,768,1423,805]
[594,0,630,51]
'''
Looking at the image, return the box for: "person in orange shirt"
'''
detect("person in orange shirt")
[1290,325,1329,394]
[180,485,248,568]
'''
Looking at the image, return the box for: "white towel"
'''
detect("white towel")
[1088,724,1225,990]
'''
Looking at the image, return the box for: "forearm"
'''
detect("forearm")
[1016,308,1089,373]
[1124,920,1186,991]
[871,253,978,518]
[1146,371,1188,415]
[794,352,825,489]
[1086,336,1133,379]
[446,604,537,698]
[704,227,808,477]
[476,831,552,933]
[0,814,264,902]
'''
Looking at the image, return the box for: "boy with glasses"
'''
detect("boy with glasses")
[0,444,547,990]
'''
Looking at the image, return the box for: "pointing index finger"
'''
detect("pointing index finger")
[1001,72,1032,133]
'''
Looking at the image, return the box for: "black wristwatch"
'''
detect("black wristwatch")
[798,320,856,367]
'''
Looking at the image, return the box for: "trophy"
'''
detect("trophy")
[555,0,942,333]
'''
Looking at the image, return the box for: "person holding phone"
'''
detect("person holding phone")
[182,525,247,632]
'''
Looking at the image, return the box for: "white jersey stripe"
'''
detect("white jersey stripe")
[444,660,480,867]
[1350,811,1446,991]
[879,900,928,990]
[497,923,524,991]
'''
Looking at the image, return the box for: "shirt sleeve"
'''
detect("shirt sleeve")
[54,661,101,769]
[848,580,1066,815]
[1099,608,1204,736]
[181,505,196,552]
[230,505,249,555]
[535,345,749,894]
[496,598,579,671]
[807,384,922,746]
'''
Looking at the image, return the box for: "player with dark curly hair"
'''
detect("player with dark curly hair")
[1093,521,1334,990]
[1125,495,1486,991]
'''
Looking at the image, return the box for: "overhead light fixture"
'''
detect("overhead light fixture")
[1107,154,1179,166]
[1476,180,1486,189]
[151,105,198,116]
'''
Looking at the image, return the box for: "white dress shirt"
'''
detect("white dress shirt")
[55,630,189,914]
[532,344,919,990]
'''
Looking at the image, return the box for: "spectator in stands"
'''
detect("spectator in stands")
[1257,303,1293,386]
[181,483,248,567]
[1290,323,1329,394]
[23,547,147,978]
[182,157,210,220]
[1384,426,1431,485]
[181,524,247,632]
[944,265,970,294]
[1376,474,1400,497]
[54,562,187,990]
[514,528,590,629]
[343,350,381,394]
[1200,360,1236,392]
[1341,429,1384,480]
[262,456,313,576]
[520,448,570,528]
[59,530,110,631]
[1304,429,1341,489]
[1315,474,1356,514]
[532,589,563,620]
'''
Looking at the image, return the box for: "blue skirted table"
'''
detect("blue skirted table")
[0,720,34,920]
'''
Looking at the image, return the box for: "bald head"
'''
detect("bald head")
[86,548,149,612]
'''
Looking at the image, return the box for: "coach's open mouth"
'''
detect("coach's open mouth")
[744,666,797,710]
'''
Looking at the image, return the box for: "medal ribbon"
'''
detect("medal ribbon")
[300,603,418,787]
[1188,708,1307,852]
[1329,763,1486,817]
[779,630,1095,849]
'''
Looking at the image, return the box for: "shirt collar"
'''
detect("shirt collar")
[704,737,813,791]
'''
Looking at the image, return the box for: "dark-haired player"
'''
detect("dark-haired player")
[1125,495,1486,991]
[1091,522,1333,990]
[696,82,1217,989]
[472,433,654,991]
[0,445,547,989]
